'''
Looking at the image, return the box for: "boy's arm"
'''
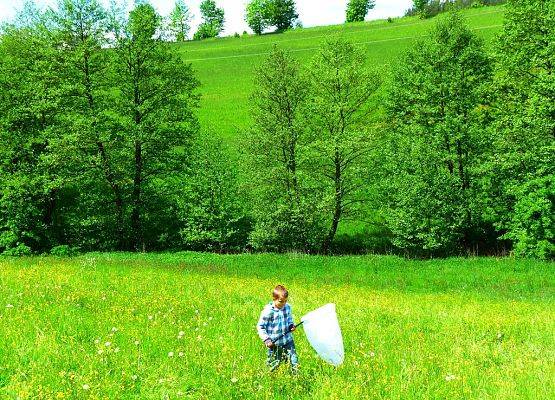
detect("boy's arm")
[256,307,272,342]
[286,304,295,331]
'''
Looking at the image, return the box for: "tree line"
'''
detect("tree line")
[0,0,553,259]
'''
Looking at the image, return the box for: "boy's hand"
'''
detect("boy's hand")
[264,339,274,348]
[289,324,296,332]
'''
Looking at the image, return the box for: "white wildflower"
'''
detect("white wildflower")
[168,352,174,357]
[82,384,90,390]
[231,377,238,383]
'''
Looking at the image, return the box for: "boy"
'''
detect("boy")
[256,285,299,373]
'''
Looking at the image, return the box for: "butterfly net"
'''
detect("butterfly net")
[301,303,344,366]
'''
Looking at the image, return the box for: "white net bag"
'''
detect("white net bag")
[300,303,344,366]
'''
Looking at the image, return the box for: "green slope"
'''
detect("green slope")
[177,6,505,143]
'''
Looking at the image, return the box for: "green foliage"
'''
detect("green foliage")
[305,38,380,253]
[346,0,375,23]
[266,0,298,32]
[50,244,80,256]
[486,0,555,259]
[177,133,251,252]
[114,2,200,250]
[245,47,324,252]
[502,176,554,260]
[2,243,32,256]
[245,0,269,35]
[0,12,63,253]
[194,0,224,39]
[168,0,191,41]
[245,0,298,34]
[383,13,493,255]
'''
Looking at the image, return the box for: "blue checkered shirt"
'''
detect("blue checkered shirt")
[257,302,294,346]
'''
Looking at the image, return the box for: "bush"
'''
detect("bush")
[503,176,554,260]
[2,243,32,256]
[50,245,81,257]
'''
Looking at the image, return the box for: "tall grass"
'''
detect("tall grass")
[1,253,553,399]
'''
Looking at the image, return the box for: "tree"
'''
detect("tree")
[194,0,224,39]
[486,0,555,259]
[383,13,493,255]
[49,0,130,250]
[168,0,191,41]
[0,9,62,254]
[346,0,375,23]
[266,0,298,32]
[305,38,380,254]
[413,0,429,18]
[177,132,251,251]
[245,0,268,35]
[113,2,200,250]
[245,46,323,252]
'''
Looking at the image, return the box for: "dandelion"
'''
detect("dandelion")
[168,352,174,357]
[231,377,238,383]
[445,374,456,382]
[82,384,90,390]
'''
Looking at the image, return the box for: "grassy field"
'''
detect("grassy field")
[178,6,506,144]
[1,253,553,399]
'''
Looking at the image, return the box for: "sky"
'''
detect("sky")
[0,0,413,37]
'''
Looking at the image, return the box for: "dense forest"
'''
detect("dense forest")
[0,0,553,259]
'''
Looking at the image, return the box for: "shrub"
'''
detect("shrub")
[2,243,32,256]
[50,245,81,257]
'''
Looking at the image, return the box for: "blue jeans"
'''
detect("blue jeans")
[267,341,299,372]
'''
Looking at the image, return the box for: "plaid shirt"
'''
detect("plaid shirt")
[257,302,294,347]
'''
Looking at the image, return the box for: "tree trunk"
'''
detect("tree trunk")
[321,149,342,254]
[131,140,143,251]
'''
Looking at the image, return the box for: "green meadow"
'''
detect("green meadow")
[179,6,506,143]
[1,253,553,399]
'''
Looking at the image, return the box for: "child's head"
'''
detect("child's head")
[272,285,289,309]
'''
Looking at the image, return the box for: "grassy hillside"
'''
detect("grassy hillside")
[178,6,505,143]
[1,253,553,399]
